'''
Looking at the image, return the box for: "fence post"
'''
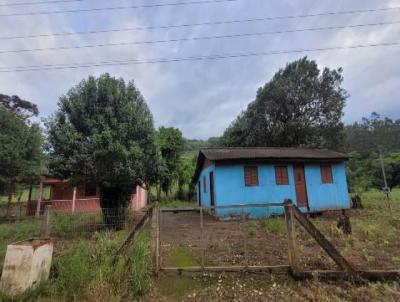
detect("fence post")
[41,205,51,239]
[150,202,160,274]
[156,204,161,272]
[284,199,299,274]
[71,186,77,213]
[242,208,248,268]
[200,206,205,269]
[35,181,43,217]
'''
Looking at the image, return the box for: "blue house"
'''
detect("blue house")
[193,148,350,218]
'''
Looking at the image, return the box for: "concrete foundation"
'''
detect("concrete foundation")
[0,239,53,296]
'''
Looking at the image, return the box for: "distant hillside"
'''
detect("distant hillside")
[183,137,221,153]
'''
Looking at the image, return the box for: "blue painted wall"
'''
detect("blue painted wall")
[196,162,350,218]
[196,164,215,208]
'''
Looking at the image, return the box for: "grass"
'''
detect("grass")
[2,188,400,301]
[164,246,199,267]
[0,219,151,302]
[159,199,197,208]
[261,216,286,236]
[0,219,42,268]
[0,186,51,205]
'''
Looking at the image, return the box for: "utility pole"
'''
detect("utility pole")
[379,146,392,217]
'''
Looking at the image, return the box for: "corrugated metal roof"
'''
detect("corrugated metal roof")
[193,147,348,182]
[201,147,348,161]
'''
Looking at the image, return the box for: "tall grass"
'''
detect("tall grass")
[0,229,151,301]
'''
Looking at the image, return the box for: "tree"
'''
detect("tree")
[155,127,184,197]
[46,74,158,224]
[345,113,400,152]
[0,93,39,119]
[177,155,196,200]
[0,106,43,216]
[222,57,348,149]
[373,152,400,190]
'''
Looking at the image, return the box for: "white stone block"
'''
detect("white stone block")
[1,239,53,296]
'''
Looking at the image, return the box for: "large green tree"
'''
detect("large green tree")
[155,127,184,197]
[47,74,158,219]
[222,57,347,149]
[0,93,39,119]
[0,106,43,216]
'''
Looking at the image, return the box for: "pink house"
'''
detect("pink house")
[28,175,148,216]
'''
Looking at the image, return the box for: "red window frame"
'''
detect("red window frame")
[321,165,333,184]
[244,166,259,186]
[275,166,289,185]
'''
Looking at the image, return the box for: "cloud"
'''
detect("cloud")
[0,0,399,139]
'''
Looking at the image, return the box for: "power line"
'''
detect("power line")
[0,0,239,17]
[1,41,399,73]
[0,0,84,6]
[1,6,399,40]
[2,20,399,54]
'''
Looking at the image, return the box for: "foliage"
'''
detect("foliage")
[222,57,348,150]
[345,113,400,152]
[0,93,39,119]
[156,127,184,196]
[184,137,221,151]
[46,73,158,215]
[0,106,43,196]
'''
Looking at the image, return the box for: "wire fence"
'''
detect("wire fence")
[157,198,400,272]
[48,207,144,238]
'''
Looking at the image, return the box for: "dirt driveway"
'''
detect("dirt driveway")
[158,208,400,271]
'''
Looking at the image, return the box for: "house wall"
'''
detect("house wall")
[196,162,349,218]
[130,185,148,210]
[196,164,215,208]
[304,162,350,211]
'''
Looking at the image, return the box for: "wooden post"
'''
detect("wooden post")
[284,199,299,274]
[156,205,161,272]
[150,204,157,271]
[291,203,356,274]
[6,190,13,219]
[242,208,248,267]
[35,181,43,217]
[200,206,205,269]
[41,205,51,239]
[71,186,77,213]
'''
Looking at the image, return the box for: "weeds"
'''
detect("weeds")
[261,217,286,236]
[246,221,258,235]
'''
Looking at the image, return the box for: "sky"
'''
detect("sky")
[0,0,399,139]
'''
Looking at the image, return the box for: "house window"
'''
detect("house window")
[275,166,289,185]
[321,165,333,184]
[203,176,207,192]
[244,166,259,186]
[85,184,97,197]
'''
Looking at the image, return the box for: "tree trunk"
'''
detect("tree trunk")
[6,190,13,219]
[17,189,23,218]
[27,184,33,215]
[99,186,131,230]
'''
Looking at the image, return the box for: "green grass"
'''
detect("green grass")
[355,188,400,209]
[0,230,151,301]
[0,186,51,205]
[164,246,199,267]
[0,219,42,268]
[261,216,286,236]
[159,200,197,208]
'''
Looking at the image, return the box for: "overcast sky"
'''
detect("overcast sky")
[0,0,399,139]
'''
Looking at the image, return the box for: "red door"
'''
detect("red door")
[294,165,308,207]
